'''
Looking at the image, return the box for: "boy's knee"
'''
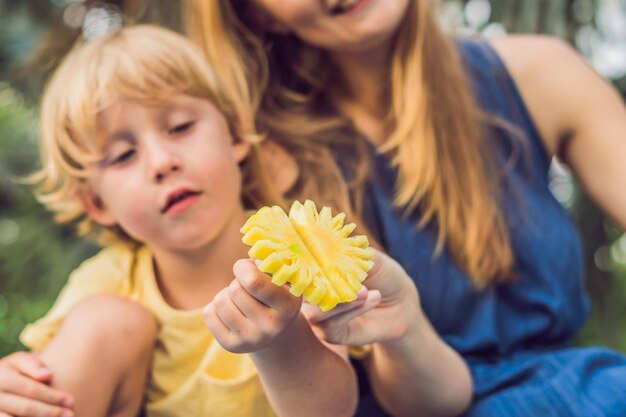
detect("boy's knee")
[62,295,157,354]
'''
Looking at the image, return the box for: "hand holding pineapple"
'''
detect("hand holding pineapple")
[204,258,302,354]
[205,200,376,352]
[302,249,423,347]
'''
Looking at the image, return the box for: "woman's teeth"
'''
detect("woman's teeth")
[329,0,359,15]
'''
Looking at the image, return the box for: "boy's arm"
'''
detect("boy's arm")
[0,351,74,417]
[204,259,357,417]
[250,315,356,417]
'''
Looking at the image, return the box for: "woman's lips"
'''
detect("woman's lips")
[329,0,367,16]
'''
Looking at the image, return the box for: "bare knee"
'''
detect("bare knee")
[39,296,157,417]
[59,294,157,359]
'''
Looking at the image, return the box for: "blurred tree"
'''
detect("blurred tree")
[0,82,99,356]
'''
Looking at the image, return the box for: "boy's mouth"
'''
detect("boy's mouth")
[328,0,365,15]
[161,189,202,214]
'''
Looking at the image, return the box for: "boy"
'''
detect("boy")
[0,25,357,417]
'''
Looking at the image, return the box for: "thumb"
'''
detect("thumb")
[364,249,415,304]
[318,292,382,345]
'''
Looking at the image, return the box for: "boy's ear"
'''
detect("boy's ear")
[79,189,118,227]
[233,140,251,163]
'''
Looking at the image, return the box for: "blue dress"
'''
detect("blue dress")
[354,39,626,417]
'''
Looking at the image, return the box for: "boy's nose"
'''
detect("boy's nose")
[153,159,181,183]
[149,147,182,183]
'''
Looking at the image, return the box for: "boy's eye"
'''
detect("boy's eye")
[169,121,194,135]
[109,149,136,165]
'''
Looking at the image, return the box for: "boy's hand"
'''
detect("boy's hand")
[0,351,74,417]
[204,259,302,354]
[302,249,421,346]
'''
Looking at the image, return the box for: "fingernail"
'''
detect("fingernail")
[368,290,382,303]
[61,411,74,417]
[61,396,74,408]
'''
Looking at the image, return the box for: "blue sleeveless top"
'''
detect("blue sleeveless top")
[354,39,626,417]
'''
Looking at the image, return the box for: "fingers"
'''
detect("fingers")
[226,279,267,319]
[321,290,381,329]
[212,289,252,335]
[203,301,228,334]
[0,353,73,416]
[203,299,239,350]
[303,286,381,325]
[0,392,73,417]
[303,289,382,345]
[5,352,51,382]
[302,286,369,323]
[2,375,73,410]
[204,292,249,341]
[204,289,268,353]
[205,260,304,353]
[233,259,300,311]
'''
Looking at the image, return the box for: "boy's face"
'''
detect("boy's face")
[82,94,250,252]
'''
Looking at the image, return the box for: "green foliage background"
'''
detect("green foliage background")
[0,0,625,357]
[0,83,99,356]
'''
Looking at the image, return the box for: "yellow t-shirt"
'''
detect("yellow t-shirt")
[20,244,277,417]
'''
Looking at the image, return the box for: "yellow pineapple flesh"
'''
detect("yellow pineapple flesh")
[241,200,374,312]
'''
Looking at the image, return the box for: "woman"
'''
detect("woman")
[185,1,626,416]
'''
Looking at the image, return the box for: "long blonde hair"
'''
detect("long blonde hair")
[33,24,282,244]
[187,1,514,286]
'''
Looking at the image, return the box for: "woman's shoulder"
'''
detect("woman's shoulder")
[488,34,581,100]
[488,35,601,157]
[457,34,578,84]
[456,35,595,158]
[456,34,574,84]
[488,34,576,74]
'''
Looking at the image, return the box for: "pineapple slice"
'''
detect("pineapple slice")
[241,200,374,312]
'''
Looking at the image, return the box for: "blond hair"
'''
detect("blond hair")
[33,24,282,245]
[187,1,515,286]
[186,0,370,235]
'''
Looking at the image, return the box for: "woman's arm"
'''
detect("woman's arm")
[492,35,626,228]
[303,250,473,417]
[205,259,357,417]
